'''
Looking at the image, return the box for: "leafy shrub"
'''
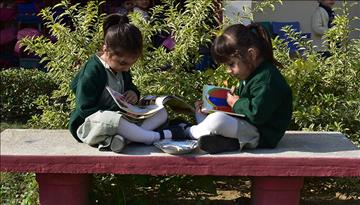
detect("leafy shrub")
[0,69,57,122]
[277,1,360,146]
[20,0,105,128]
[0,172,38,205]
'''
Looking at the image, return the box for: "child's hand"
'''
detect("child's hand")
[123,90,138,104]
[195,100,206,114]
[227,92,239,108]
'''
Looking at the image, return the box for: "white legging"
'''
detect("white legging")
[117,108,168,144]
[188,112,259,141]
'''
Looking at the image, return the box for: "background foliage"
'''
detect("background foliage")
[276,1,360,145]
[20,0,105,128]
[0,69,57,122]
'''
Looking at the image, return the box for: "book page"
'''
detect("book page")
[106,86,164,117]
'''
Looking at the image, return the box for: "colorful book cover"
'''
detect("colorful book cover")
[202,85,245,117]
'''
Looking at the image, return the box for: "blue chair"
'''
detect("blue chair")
[16,2,42,30]
[271,21,310,54]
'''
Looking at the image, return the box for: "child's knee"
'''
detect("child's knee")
[204,112,230,130]
[158,108,168,119]
[155,108,168,125]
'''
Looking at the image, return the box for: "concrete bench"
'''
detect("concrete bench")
[1,129,359,205]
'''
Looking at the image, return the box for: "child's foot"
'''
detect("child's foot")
[198,134,239,154]
[110,135,126,153]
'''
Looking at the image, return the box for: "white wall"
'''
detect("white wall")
[223,0,252,25]
[253,0,360,39]
[224,0,360,39]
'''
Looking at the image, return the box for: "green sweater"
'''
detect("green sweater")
[232,61,292,148]
[69,54,140,142]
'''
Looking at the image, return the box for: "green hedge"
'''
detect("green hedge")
[0,69,58,122]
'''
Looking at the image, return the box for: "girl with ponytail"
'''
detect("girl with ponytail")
[185,23,293,154]
[69,14,188,153]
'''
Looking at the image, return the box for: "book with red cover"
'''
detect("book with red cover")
[201,85,245,117]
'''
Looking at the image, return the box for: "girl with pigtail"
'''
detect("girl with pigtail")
[69,14,188,153]
[184,23,293,154]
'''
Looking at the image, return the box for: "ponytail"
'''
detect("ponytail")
[212,23,282,69]
[246,23,282,68]
[103,14,143,56]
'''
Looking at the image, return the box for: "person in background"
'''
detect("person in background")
[311,0,336,57]
[69,14,187,153]
[134,0,151,20]
[117,0,135,16]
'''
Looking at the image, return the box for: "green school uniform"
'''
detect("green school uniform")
[69,54,140,142]
[233,61,293,148]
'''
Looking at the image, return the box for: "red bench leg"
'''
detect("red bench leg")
[36,173,91,205]
[251,176,304,205]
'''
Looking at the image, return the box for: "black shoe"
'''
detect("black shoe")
[198,134,240,154]
[159,125,188,141]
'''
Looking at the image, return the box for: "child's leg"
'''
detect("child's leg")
[140,108,168,130]
[77,110,123,145]
[117,118,162,145]
[188,112,239,139]
[189,112,260,153]
[118,109,188,144]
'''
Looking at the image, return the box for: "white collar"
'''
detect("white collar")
[96,54,111,70]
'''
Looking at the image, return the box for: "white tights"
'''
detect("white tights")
[188,112,239,139]
[188,112,259,142]
[117,108,170,144]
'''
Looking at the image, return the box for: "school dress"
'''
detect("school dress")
[233,61,293,148]
[68,54,140,144]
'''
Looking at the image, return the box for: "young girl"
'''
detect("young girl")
[185,23,293,154]
[69,14,186,153]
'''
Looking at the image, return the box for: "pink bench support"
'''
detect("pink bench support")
[36,173,91,205]
[251,177,304,205]
[1,129,360,205]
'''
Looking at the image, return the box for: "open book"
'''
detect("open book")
[106,86,195,120]
[201,85,245,117]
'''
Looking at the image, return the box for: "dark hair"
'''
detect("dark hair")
[103,14,143,56]
[212,23,282,68]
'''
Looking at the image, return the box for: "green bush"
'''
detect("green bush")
[276,1,360,146]
[0,172,38,205]
[20,0,105,128]
[0,69,57,122]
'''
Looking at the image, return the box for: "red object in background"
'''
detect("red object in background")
[0,8,17,21]
[14,27,41,54]
[0,27,17,45]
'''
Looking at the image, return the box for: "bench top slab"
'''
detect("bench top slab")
[1,129,359,176]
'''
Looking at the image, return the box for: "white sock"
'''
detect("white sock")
[163,130,172,139]
[185,127,194,139]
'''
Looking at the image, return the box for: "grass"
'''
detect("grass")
[0,122,359,204]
